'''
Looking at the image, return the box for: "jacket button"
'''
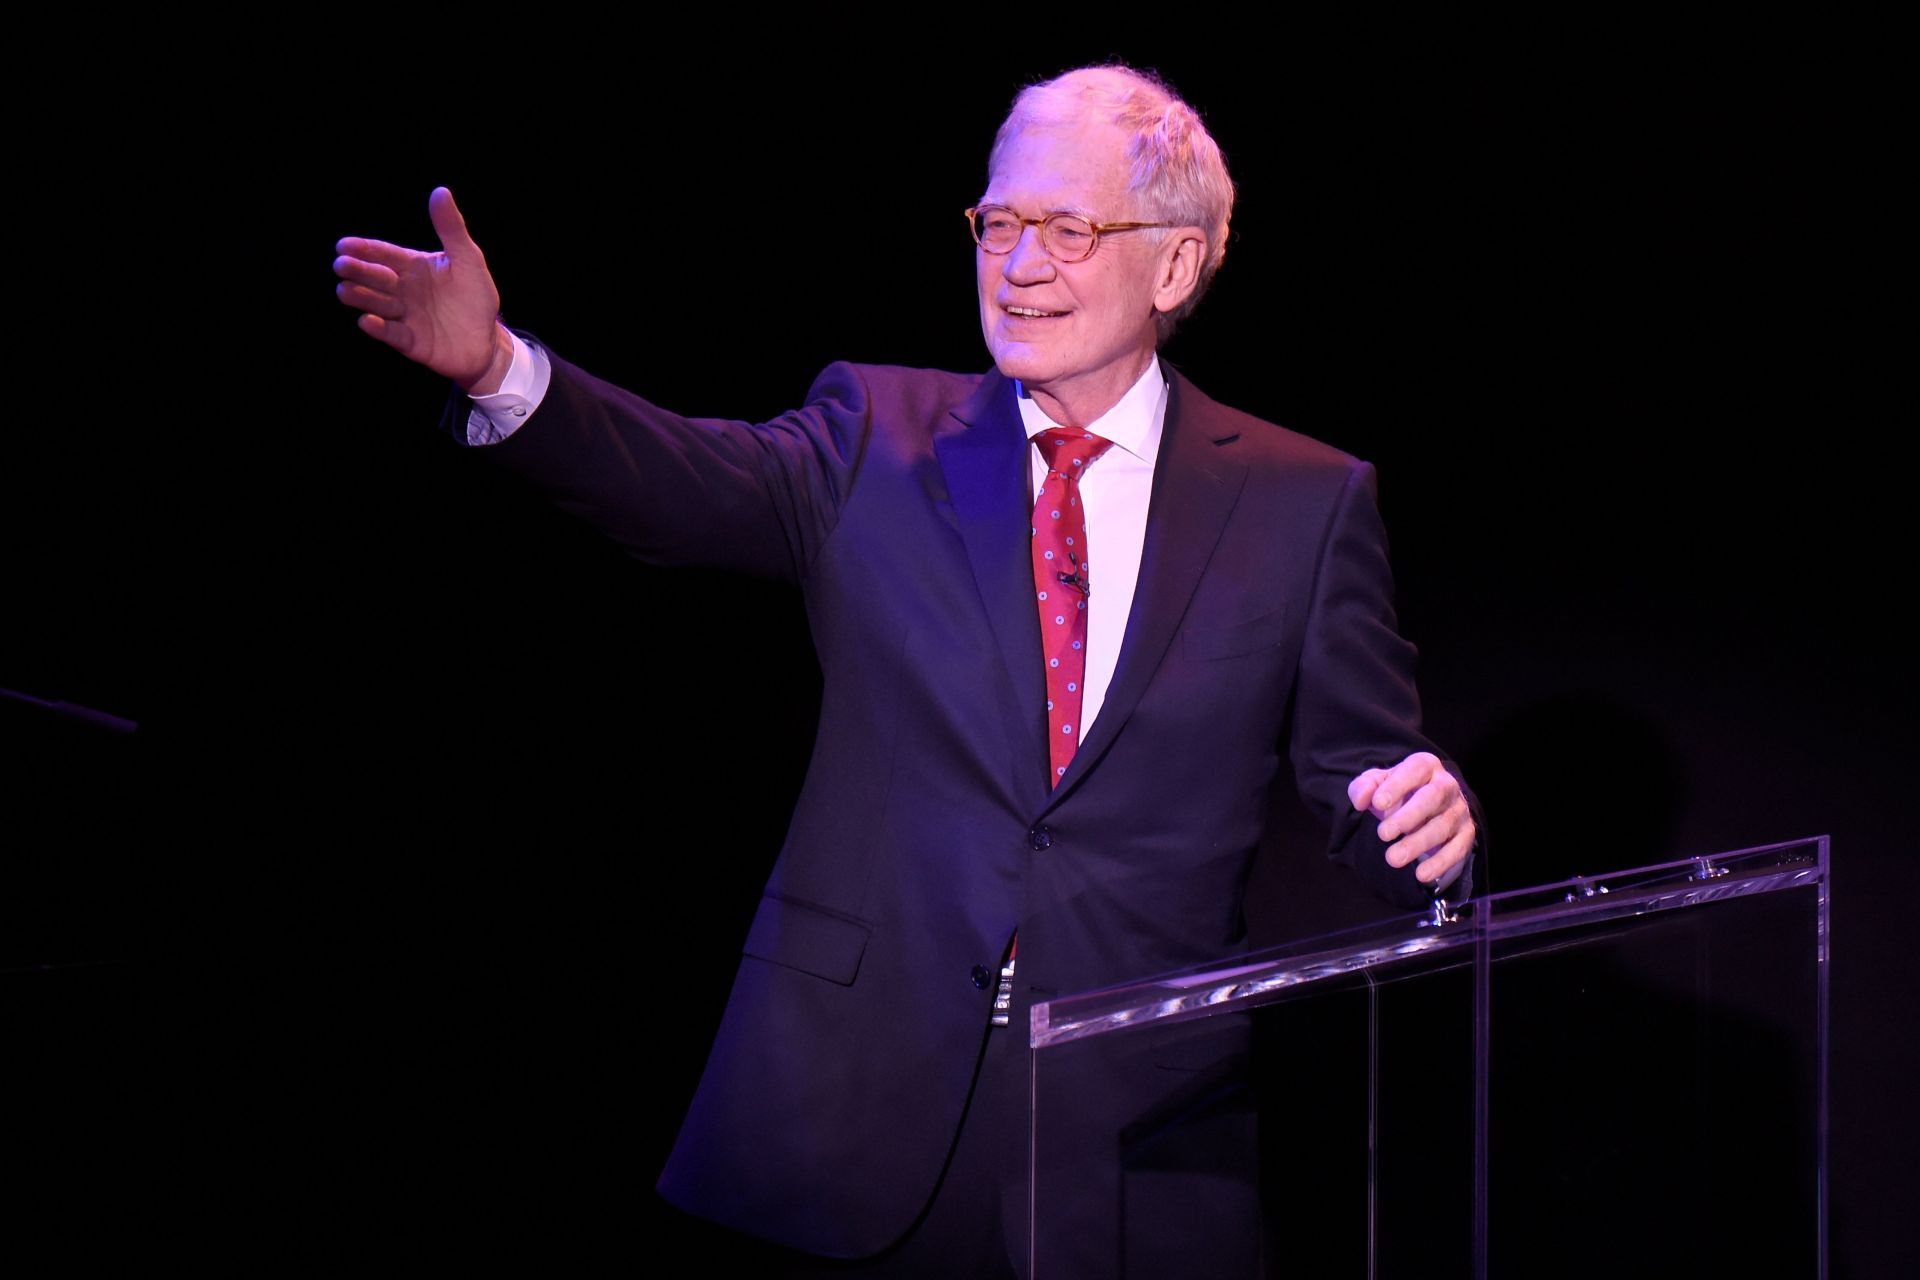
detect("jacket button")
[1028,825,1053,851]
[970,964,993,989]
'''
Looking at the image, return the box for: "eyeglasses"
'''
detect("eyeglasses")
[965,205,1171,264]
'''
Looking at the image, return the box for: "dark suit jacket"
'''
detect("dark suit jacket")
[464,347,1470,1262]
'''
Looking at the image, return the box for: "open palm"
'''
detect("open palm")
[335,187,504,390]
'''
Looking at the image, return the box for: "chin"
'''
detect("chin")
[985,338,1054,387]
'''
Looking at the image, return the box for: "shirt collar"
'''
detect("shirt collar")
[1013,357,1168,465]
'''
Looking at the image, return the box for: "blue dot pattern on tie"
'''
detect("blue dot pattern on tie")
[1030,426,1115,788]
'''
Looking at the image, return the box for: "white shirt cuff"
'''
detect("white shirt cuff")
[464,331,552,446]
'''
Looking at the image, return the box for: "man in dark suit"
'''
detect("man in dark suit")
[336,64,1475,1277]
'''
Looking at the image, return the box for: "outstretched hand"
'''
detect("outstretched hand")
[1348,751,1475,892]
[334,187,511,393]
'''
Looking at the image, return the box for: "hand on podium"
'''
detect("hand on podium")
[1350,751,1475,892]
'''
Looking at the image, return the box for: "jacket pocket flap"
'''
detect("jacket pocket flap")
[1183,606,1290,660]
[743,894,872,986]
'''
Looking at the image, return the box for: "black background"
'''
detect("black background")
[4,25,1905,1275]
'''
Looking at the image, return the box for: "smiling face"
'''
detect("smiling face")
[976,119,1203,428]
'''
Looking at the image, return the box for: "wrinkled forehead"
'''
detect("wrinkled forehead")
[978,120,1137,216]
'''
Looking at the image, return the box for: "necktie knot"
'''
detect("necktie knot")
[1033,428,1114,477]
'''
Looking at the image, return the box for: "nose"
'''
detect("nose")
[1003,223,1056,285]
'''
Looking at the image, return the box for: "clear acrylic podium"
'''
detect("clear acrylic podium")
[1028,837,1828,1278]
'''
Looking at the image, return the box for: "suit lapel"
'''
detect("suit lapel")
[1046,363,1249,807]
[938,370,1051,805]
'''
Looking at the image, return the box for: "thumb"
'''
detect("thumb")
[1348,768,1387,812]
[428,186,481,259]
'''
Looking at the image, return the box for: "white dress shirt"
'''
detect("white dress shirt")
[465,334,1167,743]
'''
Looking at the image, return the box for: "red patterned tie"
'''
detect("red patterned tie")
[1031,427,1115,788]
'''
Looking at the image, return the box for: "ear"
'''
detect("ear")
[1151,229,1207,315]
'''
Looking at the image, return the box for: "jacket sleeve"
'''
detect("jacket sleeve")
[1286,458,1482,911]
[441,337,874,586]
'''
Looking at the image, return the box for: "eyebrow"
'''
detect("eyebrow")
[973,199,1101,220]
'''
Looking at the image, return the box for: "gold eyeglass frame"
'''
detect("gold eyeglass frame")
[965,205,1172,264]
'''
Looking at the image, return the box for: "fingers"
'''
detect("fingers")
[1382,790,1468,867]
[334,278,406,319]
[333,252,400,292]
[1348,767,1388,812]
[1366,751,1439,817]
[428,186,482,260]
[1377,760,1462,867]
[333,236,418,273]
[1414,820,1475,888]
[1376,760,1456,843]
[355,311,415,357]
